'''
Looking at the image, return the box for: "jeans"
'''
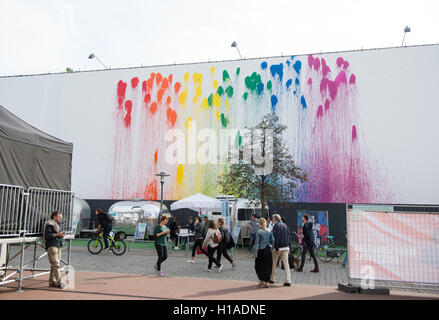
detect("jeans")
[299,243,319,269]
[155,244,168,271]
[191,239,208,258]
[103,225,112,249]
[207,246,221,269]
[248,233,256,253]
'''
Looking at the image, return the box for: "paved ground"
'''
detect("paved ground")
[1,243,438,300]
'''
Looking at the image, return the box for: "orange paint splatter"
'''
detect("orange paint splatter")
[156,73,163,85]
[166,96,172,105]
[150,102,158,114]
[124,100,132,128]
[166,108,177,127]
[168,74,173,84]
[144,180,158,200]
[157,89,165,103]
[174,82,181,94]
[154,149,158,167]
[146,78,154,92]
[160,78,169,91]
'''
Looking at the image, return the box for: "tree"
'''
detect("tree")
[65,67,74,73]
[218,113,307,218]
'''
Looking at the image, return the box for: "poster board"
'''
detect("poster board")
[297,210,329,247]
[134,223,147,240]
[231,227,241,247]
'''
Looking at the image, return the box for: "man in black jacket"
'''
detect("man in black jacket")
[96,208,113,251]
[296,214,319,273]
[269,214,292,286]
[43,210,65,288]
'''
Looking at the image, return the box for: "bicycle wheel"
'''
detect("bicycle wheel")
[111,240,127,256]
[290,242,302,258]
[87,239,103,254]
[316,243,335,263]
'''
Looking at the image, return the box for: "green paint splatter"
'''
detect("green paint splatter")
[236,67,240,76]
[267,80,272,91]
[243,92,248,101]
[208,93,213,107]
[223,70,230,82]
[216,85,224,96]
[236,131,242,147]
[244,72,262,92]
[221,113,229,128]
[225,86,234,98]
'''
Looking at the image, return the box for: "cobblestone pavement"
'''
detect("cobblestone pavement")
[7,244,348,287]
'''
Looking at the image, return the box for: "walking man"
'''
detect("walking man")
[296,214,319,273]
[43,210,65,288]
[270,214,292,286]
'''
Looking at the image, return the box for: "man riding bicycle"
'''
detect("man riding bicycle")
[95,208,113,252]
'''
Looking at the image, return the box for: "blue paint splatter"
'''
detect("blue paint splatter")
[286,60,291,66]
[291,55,295,61]
[294,90,297,95]
[295,77,300,86]
[256,82,264,95]
[271,94,278,112]
[270,63,284,82]
[300,95,307,108]
[286,79,292,89]
[261,61,267,70]
[293,60,302,75]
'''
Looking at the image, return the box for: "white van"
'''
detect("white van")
[207,196,269,240]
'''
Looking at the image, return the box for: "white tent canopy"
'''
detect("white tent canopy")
[170,193,223,213]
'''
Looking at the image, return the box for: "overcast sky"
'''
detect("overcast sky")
[1,0,438,76]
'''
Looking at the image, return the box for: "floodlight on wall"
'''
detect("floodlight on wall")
[88,53,108,69]
[231,41,243,59]
[401,26,411,46]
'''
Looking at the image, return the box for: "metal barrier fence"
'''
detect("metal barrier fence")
[346,204,439,291]
[0,184,25,238]
[23,187,74,236]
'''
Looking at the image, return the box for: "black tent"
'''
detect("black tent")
[0,104,73,190]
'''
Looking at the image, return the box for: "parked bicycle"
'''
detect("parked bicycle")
[290,231,311,260]
[315,235,346,263]
[87,230,127,256]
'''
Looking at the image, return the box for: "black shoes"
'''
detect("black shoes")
[310,268,320,273]
[295,267,303,272]
[283,283,291,287]
[268,280,275,284]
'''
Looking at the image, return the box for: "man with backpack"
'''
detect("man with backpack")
[95,208,113,252]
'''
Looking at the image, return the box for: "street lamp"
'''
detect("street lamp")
[88,53,108,69]
[155,171,170,214]
[401,26,411,46]
[231,41,243,59]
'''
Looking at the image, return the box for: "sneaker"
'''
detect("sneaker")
[187,259,195,263]
[217,265,223,273]
[268,280,275,284]
[174,247,180,250]
[158,271,164,276]
[206,268,214,272]
[232,262,237,270]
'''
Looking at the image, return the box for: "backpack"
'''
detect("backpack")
[105,213,115,225]
[213,230,222,244]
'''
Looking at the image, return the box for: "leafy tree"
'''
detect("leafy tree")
[218,113,307,218]
[65,67,74,73]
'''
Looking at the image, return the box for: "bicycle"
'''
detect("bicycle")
[290,231,311,260]
[315,235,346,263]
[87,230,127,256]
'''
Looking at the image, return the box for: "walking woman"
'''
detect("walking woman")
[254,218,275,288]
[187,216,208,263]
[217,217,237,269]
[153,215,170,276]
[203,220,224,272]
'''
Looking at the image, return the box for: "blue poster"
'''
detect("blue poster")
[134,223,147,240]
[297,210,328,247]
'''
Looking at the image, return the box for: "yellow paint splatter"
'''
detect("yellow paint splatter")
[184,72,189,83]
[225,99,230,110]
[213,93,221,107]
[216,111,221,121]
[193,73,203,85]
[186,117,192,129]
[210,67,215,76]
[178,89,188,105]
[201,98,209,110]
[177,164,184,184]
[213,80,218,90]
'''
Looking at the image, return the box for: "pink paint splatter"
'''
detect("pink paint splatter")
[321,58,331,77]
[336,57,344,68]
[316,105,323,118]
[349,74,356,84]
[131,77,139,89]
[324,99,330,111]
[352,125,357,141]
[117,80,127,109]
[124,100,132,128]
